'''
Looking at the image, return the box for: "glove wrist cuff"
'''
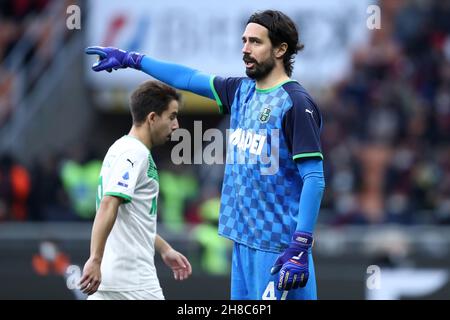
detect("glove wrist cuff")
[292,231,314,247]
[126,52,145,70]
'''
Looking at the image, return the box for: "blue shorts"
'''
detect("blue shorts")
[231,242,317,300]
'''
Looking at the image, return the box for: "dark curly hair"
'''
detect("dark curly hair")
[247,10,304,77]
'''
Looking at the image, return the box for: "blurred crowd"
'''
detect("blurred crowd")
[0,0,449,231]
[0,146,99,222]
[0,0,78,126]
[321,0,450,225]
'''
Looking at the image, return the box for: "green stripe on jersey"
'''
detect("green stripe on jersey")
[147,153,159,182]
[104,192,132,203]
[293,152,324,161]
[210,76,223,114]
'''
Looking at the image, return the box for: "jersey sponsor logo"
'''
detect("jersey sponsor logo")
[170,122,280,175]
[226,128,280,175]
[229,128,267,155]
[259,107,272,123]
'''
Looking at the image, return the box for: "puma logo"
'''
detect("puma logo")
[127,159,135,167]
[305,109,314,116]
[292,252,304,261]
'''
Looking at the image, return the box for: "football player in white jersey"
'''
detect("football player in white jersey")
[79,80,192,300]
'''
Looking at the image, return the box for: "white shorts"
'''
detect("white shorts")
[87,288,165,300]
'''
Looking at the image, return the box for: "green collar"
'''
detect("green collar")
[255,79,297,93]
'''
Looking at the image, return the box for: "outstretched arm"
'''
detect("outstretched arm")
[79,195,121,295]
[85,46,214,99]
[140,56,214,99]
[155,234,192,280]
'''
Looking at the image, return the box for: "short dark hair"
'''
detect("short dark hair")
[130,80,181,125]
[247,10,304,77]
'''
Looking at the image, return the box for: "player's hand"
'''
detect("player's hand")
[85,46,145,72]
[79,257,102,295]
[270,231,313,290]
[161,248,192,281]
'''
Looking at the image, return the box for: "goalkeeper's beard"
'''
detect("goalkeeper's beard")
[244,54,276,80]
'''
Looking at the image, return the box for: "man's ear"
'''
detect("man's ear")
[274,43,288,59]
[147,112,157,124]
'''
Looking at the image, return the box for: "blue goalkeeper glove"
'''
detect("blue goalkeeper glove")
[85,46,144,72]
[270,231,313,290]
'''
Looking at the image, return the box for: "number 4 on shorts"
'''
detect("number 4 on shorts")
[262,281,288,300]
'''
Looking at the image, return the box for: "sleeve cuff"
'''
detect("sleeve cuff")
[209,76,223,113]
[293,152,324,161]
[104,192,132,203]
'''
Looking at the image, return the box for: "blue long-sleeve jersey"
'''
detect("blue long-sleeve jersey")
[140,56,325,252]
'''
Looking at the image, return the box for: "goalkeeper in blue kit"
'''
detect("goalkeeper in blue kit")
[86,10,325,300]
